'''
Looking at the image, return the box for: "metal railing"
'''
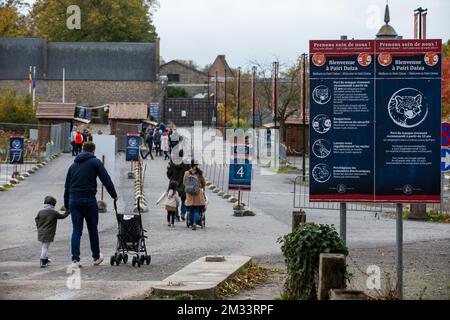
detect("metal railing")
[0,122,68,186]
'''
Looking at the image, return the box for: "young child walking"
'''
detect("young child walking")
[156,180,180,228]
[35,196,70,268]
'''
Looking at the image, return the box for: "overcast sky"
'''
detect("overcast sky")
[154,0,450,68]
[23,0,450,69]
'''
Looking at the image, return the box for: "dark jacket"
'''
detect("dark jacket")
[167,160,190,200]
[35,207,70,242]
[64,152,117,208]
[153,131,161,143]
[146,130,154,144]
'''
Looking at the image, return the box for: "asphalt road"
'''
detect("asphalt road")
[0,151,448,299]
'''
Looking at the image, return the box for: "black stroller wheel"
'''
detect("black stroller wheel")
[118,253,123,263]
[145,255,151,265]
[140,255,145,265]
[110,255,115,266]
[132,256,137,267]
[123,254,128,264]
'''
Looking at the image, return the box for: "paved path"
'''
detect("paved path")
[0,150,448,299]
[0,153,289,299]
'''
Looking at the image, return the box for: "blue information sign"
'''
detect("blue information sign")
[229,163,252,191]
[9,136,24,164]
[149,103,160,121]
[126,133,140,162]
[228,135,252,191]
[309,39,442,203]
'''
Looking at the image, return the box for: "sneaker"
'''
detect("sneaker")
[168,223,171,227]
[40,259,47,268]
[181,214,186,221]
[192,225,196,230]
[171,224,175,228]
[71,260,82,268]
[44,258,52,265]
[92,253,104,266]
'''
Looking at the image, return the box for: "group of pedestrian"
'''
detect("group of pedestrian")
[70,126,93,156]
[141,124,181,161]
[162,156,207,230]
[34,129,201,270]
[35,141,119,268]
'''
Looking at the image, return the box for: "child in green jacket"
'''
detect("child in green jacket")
[35,196,70,268]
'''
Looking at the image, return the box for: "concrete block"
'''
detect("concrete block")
[151,256,251,299]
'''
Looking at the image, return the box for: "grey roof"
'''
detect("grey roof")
[0,37,45,79]
[0,37,157,81]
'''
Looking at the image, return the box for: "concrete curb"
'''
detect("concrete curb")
[151,256,252,299]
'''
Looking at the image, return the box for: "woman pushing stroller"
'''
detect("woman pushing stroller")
[183,159,206,230]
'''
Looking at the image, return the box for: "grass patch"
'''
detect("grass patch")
[216,264,275,300]
[145,291,205,300]
[388,211,449,224]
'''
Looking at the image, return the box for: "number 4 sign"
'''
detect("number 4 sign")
[229,163,252,191]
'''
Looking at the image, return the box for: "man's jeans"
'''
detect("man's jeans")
[70,198,100,262]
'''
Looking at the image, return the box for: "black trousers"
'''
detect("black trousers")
[167,211,175,224]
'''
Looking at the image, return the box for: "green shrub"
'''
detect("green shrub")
[277,223,348,300]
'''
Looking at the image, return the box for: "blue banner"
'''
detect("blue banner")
[126,134,140,162]
[9,136,24,164]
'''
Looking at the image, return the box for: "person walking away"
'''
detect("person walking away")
[141,128,154,160]
[70,127,77,156]
[153,129,161,157]
[35,196,70,268]
[170,128,180,154]
[166,150,190,222]
[156,180,180,228]
[183,159,206,230]
[74,130,83,155]
[64,142,119,267]
[161,130,170,160]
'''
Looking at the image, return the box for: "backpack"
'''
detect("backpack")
[185,173,200,195]
[75,132,83,144]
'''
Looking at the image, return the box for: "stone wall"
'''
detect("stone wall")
[159,61,208,97]
[0,80,164,106]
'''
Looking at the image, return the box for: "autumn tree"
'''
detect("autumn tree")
[0,0,30,36]
[442,57,450,119]
[0,88,36,124]
[30,0,158,42]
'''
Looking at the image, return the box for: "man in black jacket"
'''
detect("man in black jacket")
[64,142,119,267]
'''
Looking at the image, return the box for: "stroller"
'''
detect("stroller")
[110,199,151,267]
[186,190,208,229]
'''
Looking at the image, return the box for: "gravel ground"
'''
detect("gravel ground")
[230,238,450,300]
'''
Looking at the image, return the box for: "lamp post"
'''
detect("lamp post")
[414,7,428,39]
[301,53,307,182]
[237,67,241,128]
[252,66,257,130]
